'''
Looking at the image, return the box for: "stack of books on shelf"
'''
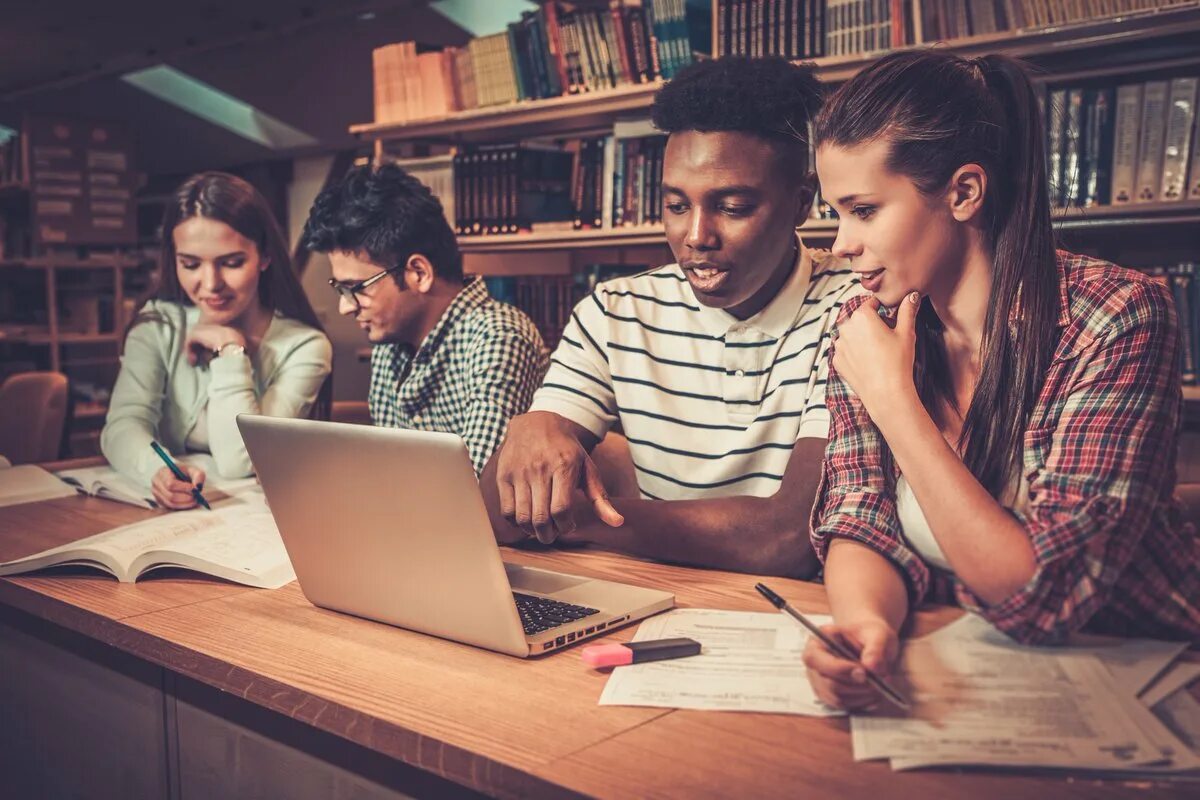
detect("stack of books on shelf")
[485,263,650,348]
[718,0,1199,61]
[1048,74,1200,208]
[451,119,673,237]
[925,0,1200,46]
[1147,262,1200,385]
[453,144,575,235]
[371,1,712,125]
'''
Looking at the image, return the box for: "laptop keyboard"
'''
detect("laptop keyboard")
[513,592,600,635]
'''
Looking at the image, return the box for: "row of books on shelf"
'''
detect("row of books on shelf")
[717,0,1198,60]
[1048,74,1200,208]
[1154,263,1200,384]
[717,0,915,60]
[451,118,676,236]
[484,263,650,347]
[371,1,712,125]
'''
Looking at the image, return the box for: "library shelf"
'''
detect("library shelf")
[351,7,1200,146]
[813,6,1200,82]
[453,204,1196,254]
[458,218,840,254]
[1051,200,1200,229]
[352,80,662,145]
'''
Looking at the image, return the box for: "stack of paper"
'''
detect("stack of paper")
[598,608,840,716]
[851,614,1200,776]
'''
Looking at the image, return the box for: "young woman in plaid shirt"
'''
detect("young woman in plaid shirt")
[804,50,1200,710]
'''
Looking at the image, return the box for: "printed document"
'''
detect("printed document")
[599,608,839,716]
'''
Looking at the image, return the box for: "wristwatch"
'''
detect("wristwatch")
[214,342,247,359]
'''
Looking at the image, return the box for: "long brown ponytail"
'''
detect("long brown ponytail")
[815,50,1059,495]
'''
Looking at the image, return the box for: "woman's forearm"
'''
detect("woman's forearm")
[824,538,909,632]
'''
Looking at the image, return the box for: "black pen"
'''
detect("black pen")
[150,441,211,511]
[755,582,910,710]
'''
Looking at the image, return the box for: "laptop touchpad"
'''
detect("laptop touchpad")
[505,564,589,594]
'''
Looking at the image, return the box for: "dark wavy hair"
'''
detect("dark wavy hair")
[816,50,1058,496]
[132,171,331,419]
[300,161,462,283]
[651,56,823,176]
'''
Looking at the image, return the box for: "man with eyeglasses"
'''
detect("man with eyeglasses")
[300,162,547,475]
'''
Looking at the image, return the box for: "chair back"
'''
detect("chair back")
[0,371,69,464]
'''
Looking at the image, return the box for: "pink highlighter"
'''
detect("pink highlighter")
[581,637,702,668]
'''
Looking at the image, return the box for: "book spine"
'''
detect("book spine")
[1047,88,1069,208]
[1171,263,1198,384]
[1110,83,1143,205]
[1082,87,1115,207]
[453,150,465,235]
[1189,88,1200,200]
[1160,77,1198,202]
[592,137,605,228]
[602,135,615,230]
[542,3,571,97]
[1060,88,1085,207]
[610,4,635,85]
[1133,80,1170,203]
[507,24,530,101]
[613,138,626,226]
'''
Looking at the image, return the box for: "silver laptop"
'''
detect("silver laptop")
[237,415,674,657]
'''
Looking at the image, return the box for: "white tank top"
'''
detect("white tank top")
[896,470,1030,574]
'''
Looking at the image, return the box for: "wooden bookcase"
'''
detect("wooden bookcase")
[352,5,1200,251]
[350,2,1200,417]
[0,185,151,456]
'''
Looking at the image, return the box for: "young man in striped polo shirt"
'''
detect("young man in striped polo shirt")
[481,57,861,578]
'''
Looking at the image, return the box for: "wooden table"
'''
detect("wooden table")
[0,490,1193,799]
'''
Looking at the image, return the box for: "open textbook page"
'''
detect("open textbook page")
[57,453,259,509]
[599,608,839,716]
[0,465,78,508]
[851,614,1199,773]
[0,489,294,589]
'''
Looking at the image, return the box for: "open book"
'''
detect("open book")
[0,465,79,509]
[57,454,258,509]
[0,490,294,589]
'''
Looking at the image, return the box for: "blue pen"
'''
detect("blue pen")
[150,441,211,511]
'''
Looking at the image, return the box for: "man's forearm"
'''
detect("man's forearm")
[567,494,820,579]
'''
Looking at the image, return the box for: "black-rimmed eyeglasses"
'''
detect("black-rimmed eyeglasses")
[328,265,403,310]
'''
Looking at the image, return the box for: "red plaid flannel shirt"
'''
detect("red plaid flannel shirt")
[811,251,1200,644]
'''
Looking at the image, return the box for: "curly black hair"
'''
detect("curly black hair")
[301,161,462,282]
[651,56,823,176]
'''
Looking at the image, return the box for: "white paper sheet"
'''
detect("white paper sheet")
[598,608,840,716]
[0,465,78,507]
[850,614,1199,773]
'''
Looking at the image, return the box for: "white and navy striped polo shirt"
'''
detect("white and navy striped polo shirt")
[529,240,861,500]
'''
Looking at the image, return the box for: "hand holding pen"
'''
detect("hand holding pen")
[150,442,211,511]
[755,583,909,712]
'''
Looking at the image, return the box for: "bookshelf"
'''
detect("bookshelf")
[352,7,1200,147]
[1,114,147,455]
[454,202,1200,253]
[353,1,1200,421]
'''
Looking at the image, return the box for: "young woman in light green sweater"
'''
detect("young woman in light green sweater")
[102,172,332,510]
